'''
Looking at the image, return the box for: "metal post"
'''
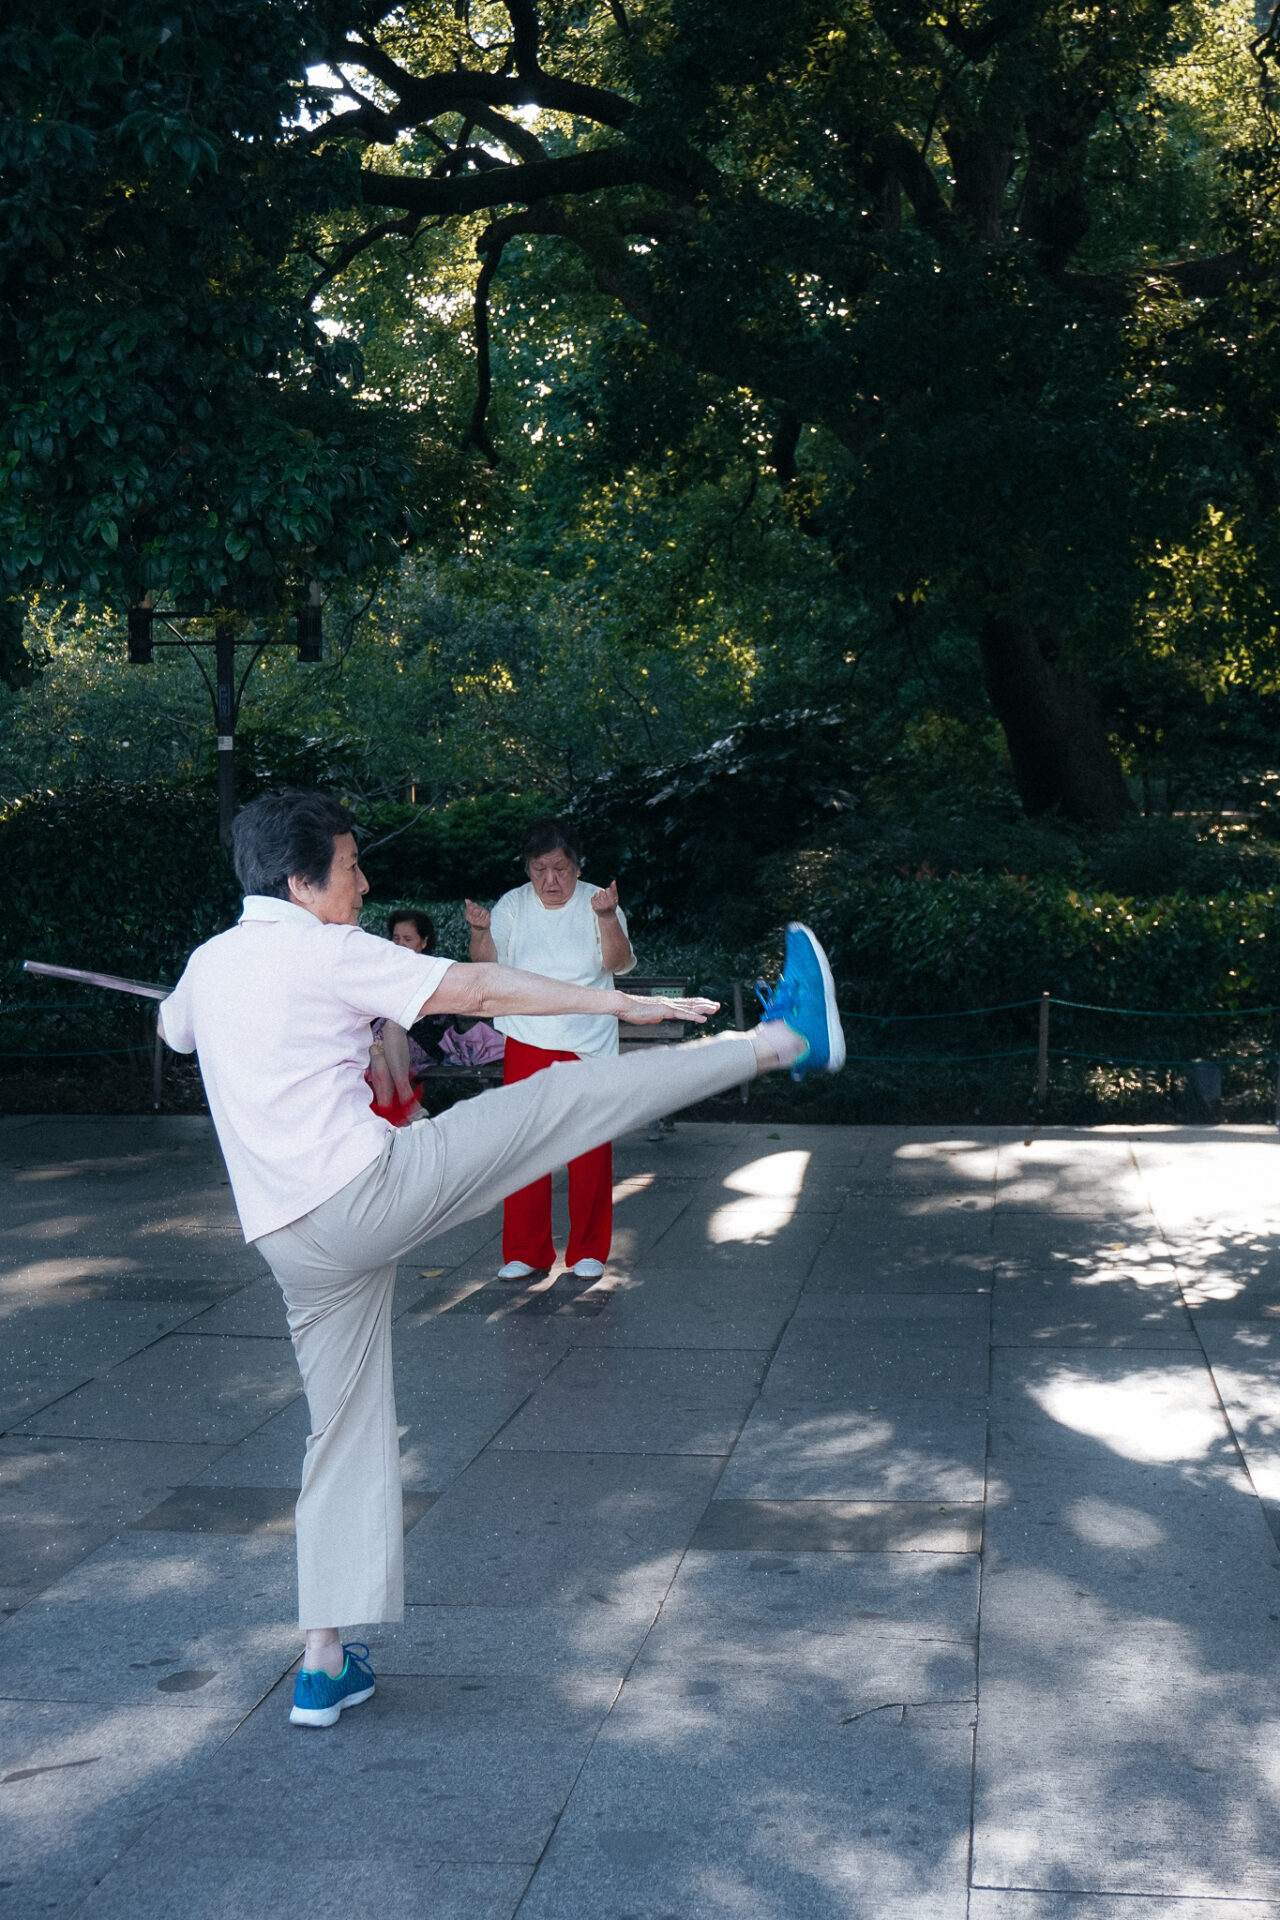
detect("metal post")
[1036,991,1050,1111]
[152,1012,165,1112]
[214,619,236,845]
[732,980,748,1104]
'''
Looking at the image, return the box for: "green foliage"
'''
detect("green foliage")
[568,710,858,928]
[799,863,1279,1016]
[357,791,546,899]
[0,0,446,635]
[0,783,238,982]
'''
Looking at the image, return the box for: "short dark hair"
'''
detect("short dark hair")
[521,816,582,871]
[387,908,436,952]
[231,790,357,900]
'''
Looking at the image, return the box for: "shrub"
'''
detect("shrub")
[0,783,238,985]
[567,709,856,927]
[357,791,549,901]
[799,860,1279,1014]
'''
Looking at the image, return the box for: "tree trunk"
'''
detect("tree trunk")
[978,614,1134,825]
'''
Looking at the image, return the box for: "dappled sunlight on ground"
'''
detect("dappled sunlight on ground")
[9,1119,1280,1914]
[1024,1365,1225,1463]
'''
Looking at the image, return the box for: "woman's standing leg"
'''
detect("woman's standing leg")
[500,1037,560,1268]
[565,1124,613,1269]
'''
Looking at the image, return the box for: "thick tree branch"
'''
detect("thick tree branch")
[1061,250,1249,304]
[502,0,541,74]
[879,134,952,241]
[459,100,549,165]
[337,39,633,131]
[465,240,503,464]
[360,148,686,217]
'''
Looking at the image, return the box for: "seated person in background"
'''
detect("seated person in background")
[389,908,436,956]
[368,907,503,1121]
[368,909,438,1121]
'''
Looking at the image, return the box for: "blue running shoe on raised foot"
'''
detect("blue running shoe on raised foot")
[756,923,846,1082]
[289,1642,376,1728]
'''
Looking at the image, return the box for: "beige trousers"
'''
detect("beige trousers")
[255,1029,758,1627]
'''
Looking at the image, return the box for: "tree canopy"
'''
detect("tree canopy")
[5,1,1280,823]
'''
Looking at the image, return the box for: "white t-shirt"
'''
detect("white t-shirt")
[159,896,453,1242]
[490,880,633,1058]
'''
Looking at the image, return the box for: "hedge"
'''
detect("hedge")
[799,862,1279,1014]
[0,784,238,985]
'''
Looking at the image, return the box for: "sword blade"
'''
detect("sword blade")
[22,961,170,1002]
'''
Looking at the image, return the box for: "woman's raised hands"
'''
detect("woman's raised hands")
[463,899,490,930]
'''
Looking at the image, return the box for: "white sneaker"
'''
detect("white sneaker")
[498,1260,537,1282]
[571,1258,606,1280]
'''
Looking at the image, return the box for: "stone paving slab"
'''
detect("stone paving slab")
[764,1313,991,1402]
[0,1437,223,1610]
[7,1118,1280,1916]
[173,1279,285,1338]
[1194,1322,1280,1524]
[127,1483,436,1537]
[0,1695,241,1920]
[991,1284,1197,1349]
[372,1598,659,1678]
[716,1397,989,1501]
[78,1857,534,1920]
[969,1898,1280,1919]
[402,1448,723,1607]
[632,1548,977,1693]
[971,1620,1280,1899]
[987,1350,1237,1470]
[491,1346,768,1454]
[567,1269,803,1350]
[0,1531,298,1711]
[804,1246,995,1294]
[518,1690,976,1920]
[694,1498,983,1554]
[635,1203,835,1273]
[0,1300,206,1428]
[16,1331,303,1446]
[95,1666,620,1863]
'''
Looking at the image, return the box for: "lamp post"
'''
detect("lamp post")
[126,587,324,844]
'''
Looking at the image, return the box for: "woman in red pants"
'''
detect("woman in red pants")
[464,817,635,1281]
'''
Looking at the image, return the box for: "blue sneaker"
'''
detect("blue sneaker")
[289,1642,376,1728]
[756,923,846,1081]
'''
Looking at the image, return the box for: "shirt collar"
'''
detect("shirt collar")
[239,895,324,927]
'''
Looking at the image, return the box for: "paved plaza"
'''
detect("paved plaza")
[3,1115,1280,1917]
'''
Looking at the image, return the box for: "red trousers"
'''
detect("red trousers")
[501,1037,613,1267]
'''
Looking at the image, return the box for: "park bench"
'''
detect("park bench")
[417,976,692,1080]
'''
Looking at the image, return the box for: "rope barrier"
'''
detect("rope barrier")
[1051,998,1280,1018]
[1052,1048,1276,1069]
[842,1047,1039,1064]
[833,996,1280,1023]
[837,999,1043,1022]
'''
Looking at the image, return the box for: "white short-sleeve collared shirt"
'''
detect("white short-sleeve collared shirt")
[488,879,632,1058]
[160,896,453,1241]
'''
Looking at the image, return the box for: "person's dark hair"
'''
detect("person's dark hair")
[231,791,358,900]
[387,908,437,952]
[521,816,582,872]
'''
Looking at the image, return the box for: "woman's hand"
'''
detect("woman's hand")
[616,993,720,1025]
[464,899,490,930]
[590,879,620,917]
